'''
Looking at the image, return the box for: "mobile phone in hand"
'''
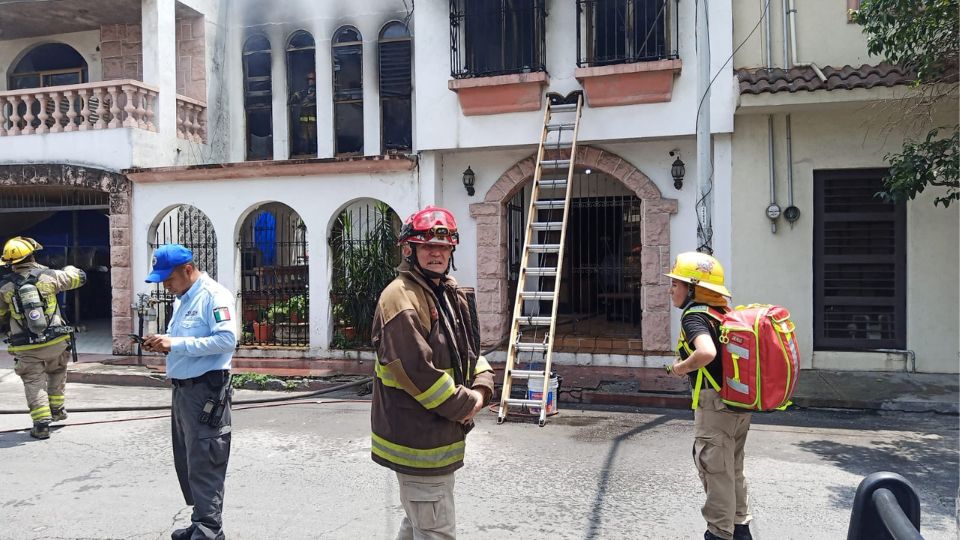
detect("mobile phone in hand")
[128,333,145,344]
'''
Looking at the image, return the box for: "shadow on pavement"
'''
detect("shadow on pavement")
[585,414,673,539]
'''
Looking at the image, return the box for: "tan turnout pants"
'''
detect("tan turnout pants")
[13,341,70,423]
[396,471,456,540]
[693,388,752,540]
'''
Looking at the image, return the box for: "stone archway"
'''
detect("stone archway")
[468,146,677,351]
[0,164,133,354]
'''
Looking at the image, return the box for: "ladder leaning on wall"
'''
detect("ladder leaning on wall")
[497,93,583,427]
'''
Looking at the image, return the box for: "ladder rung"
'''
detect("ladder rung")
[546,123,575,131]
[550,103,578,112]
[533,200,565,209]
[504,398,548,407]
[525,267,557,276]
[527,244,560,253]
[514,342,547,352]
[508,369,549,379]
[538,179,568,189]
[519,291,554,300]
[531,222,562,231]
[516,316,552,326]
[540,159,571,169]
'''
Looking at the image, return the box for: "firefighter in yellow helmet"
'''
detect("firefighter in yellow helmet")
[0,236,86,439]
[666,252,753,540]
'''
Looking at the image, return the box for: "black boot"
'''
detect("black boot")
[734,524,753,540]
[171,525,195,540]
[30,421,50,439]
[704,531,727,540]
[51,408,68,422]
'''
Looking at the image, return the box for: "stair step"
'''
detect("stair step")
[516,316,552,326]
[540,159,571,170]
[531,222,563,231]
[514,342,548,353]
[533,200,565,210]
[550,103,578,112]
[525,267,558,277]
[519,291,554,300]
[538,179,568,189]
[527,244,560,253]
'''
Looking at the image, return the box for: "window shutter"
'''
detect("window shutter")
[379,41,411,98]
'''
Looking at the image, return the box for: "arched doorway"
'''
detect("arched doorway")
[148,204,217,334]
[9,43,88,89]
[470,145,678,352]
[329,199,401,349]
[237,203,308,347]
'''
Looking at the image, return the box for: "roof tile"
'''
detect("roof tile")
[736,63,914,95]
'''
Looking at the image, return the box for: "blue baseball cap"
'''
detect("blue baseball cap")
[145,244,194,283]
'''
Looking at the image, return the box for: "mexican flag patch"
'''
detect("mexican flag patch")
[213,307,231,322]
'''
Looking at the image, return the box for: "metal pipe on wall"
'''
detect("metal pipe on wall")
[696,0,713,252]
[781,0,790,68]
[784,114,800,224]
[788,0,827,81]
[765,0,780,233]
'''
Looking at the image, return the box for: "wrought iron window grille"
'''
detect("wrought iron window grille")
[576,0,679,68]
[449,0,547,79]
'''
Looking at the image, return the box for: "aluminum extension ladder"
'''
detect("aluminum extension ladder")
[497,93,583,427]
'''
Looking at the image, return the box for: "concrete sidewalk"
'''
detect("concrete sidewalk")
[2,353,955,414]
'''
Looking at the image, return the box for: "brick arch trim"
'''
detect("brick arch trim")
[468,146,678,351]
[0,164,133,355]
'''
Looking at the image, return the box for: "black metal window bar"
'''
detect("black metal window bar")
[149,205,218,336]
[449,0,547,79]
[238,204,308,348]
[576,0,678,68]
[333,26,364,155]
[508,172,643,353]
[329,201,400,349]
[286,30,317,158]
[814,169,906,350]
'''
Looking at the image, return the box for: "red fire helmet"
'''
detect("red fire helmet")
[398,206,460,246]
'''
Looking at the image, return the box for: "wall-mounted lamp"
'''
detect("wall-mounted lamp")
[462,166,475,196]
[670,150,685,190]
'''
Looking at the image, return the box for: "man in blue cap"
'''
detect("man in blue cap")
[142,244,236,540]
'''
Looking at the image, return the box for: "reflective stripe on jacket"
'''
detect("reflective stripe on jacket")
[370,263,494,476]
[0,262,85,352]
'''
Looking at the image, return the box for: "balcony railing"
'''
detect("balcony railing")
[176,94,207,143]
[576,0,678,68]
[449,0,547,79]
[0,80,158,136]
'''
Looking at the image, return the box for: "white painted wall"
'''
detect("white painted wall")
[731,108,960,373]
[131,167,420,354]
[0,30,103,92]
[733,0,877,70]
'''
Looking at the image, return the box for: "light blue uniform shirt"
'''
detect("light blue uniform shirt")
[165,273,237,380]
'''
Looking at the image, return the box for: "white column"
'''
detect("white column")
[141,0,177,144]
[308,225,330,352]
[270,27,290,161]
[315,30,334,158]
[362,30,380,156]
[417,150,443,209]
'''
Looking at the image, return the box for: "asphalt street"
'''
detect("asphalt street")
[0,377,957,539]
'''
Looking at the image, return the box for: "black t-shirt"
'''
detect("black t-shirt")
[680,306,723,388]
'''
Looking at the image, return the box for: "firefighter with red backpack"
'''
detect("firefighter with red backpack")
[0,236,86,439]
[667,251,753,540]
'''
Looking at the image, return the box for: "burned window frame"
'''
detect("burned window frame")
[332,25,364,156]
[243,34,273,161]
[286,30,317,158]
[378,21,412,153]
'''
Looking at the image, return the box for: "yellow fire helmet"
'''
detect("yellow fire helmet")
[1,236,43,265]
[664,251,732,298]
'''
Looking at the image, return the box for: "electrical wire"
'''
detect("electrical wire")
[692,0,773,253]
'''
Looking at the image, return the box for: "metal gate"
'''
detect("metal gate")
[238,204,308,347]
[507,171,643,340]
[149,205,217,334]
[329,200,400,348]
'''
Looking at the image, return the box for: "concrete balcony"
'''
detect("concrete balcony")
[0,81,207,170]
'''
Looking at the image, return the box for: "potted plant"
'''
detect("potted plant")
[253,307,273,343]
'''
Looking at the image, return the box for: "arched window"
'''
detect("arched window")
[286,30,316,157]
[9,43,88,90]
[243,35,273,160]
[378,22,412,153]
[332,26,363,155]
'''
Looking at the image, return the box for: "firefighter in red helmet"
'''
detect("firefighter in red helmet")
[370,206,494,539]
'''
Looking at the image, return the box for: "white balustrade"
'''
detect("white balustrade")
[175,95,208,144]
[0,80,159,136]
